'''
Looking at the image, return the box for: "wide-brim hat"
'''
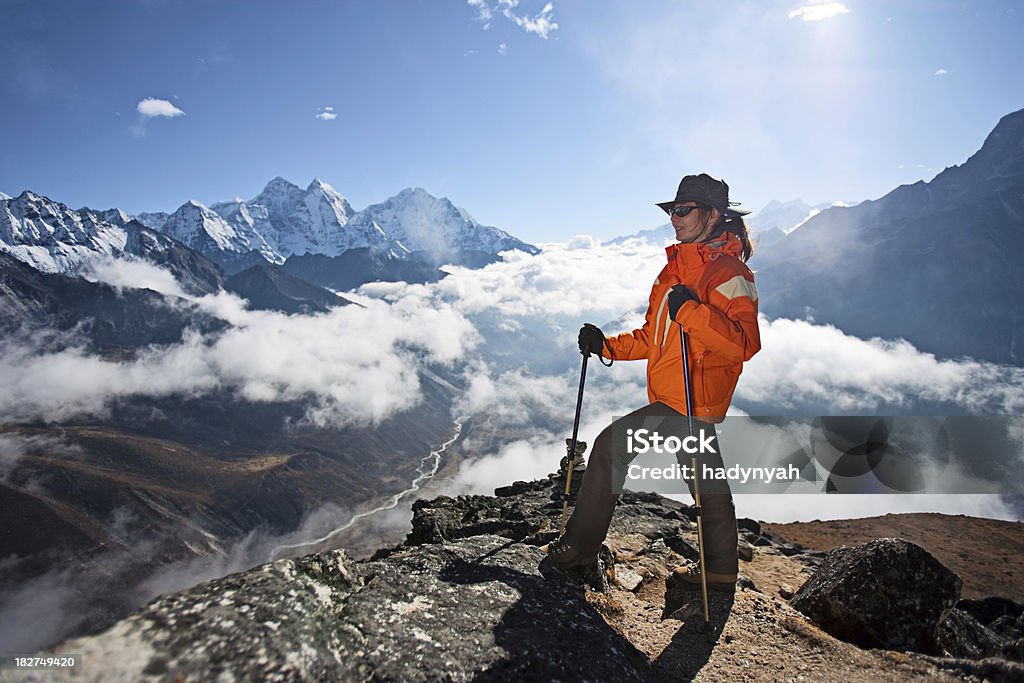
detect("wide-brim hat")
[656,173,750,218]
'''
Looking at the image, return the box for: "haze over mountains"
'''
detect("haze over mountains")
[754,108,1024,366]
[605,198,857,255]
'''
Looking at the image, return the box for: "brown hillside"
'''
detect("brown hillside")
[765,513,1024,602]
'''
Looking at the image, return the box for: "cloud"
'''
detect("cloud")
[0,262,480,426]
[81,255,188,298]
[316,106,337,121]
[467,0,493,25]
[365,239,1024,521]
[467,0,558,39]
[7,239,1024,518]
[740,317,1024,414]
[8,238,1023,430]
[136,98,185,118]
[503,0,557,39]
[934,68,949,76]
[0,432,84,481]
[498,42,508,55]
[788,2,851,22]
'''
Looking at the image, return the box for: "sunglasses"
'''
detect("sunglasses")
[668,205,700,218]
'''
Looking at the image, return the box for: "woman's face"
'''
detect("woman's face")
[671,202,718,243]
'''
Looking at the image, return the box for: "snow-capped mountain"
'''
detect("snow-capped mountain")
[142,178,535,269]
[279,178,357,256]
[209,177,358,258]
[0,191,223,295]
[209,198,281,258]
[748,198,857,235]
[117,177,357,264]
[161,199,282,265]
[346,187,534,258]
[249,176,306,224]
[134,211,171,231]
[0,191,12,201]
[2,178,538,285]
[603,223,674,247]
[0,191,131,273]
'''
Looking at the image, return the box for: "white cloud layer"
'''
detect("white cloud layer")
[0,265,479,426]
[5,239,1023,522]
[741,317,1024,414]
[136,97,185,118]
[81,255,188,298]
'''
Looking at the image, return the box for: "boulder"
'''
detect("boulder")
[30,535,653,682]
[939,596,1024,662]
[790,538,961,654]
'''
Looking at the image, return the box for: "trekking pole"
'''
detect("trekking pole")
[560,350,589,535]
[679,321,712,635]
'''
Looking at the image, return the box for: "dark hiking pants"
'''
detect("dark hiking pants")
[562,401,739,574]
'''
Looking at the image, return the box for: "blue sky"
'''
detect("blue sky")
[1,0,1022,242]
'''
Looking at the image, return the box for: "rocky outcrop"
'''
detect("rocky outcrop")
[12,474,1024,682]
[939,596,1024,661]
[789,538,961,654]
[15,534,651,682]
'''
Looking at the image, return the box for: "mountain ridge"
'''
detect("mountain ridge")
[1,180,538,283]
[135,178,537,268]
[753,106,1024,365]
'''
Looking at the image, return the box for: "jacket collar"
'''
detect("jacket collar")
[665,231,743,267]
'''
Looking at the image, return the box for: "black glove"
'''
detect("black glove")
[667,285,699,322]
[577,323,605,357]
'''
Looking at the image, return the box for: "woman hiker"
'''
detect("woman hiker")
[543,173,761,591]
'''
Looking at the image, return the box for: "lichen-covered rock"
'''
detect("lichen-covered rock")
[790,537,961,654]
[939,596,1024,663]
[939,607,1008,660]
[14,536,652,682]
[406,480,555,546]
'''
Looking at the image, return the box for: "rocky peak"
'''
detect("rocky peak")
[92,207,133,227]
[253,176,305,220]
[345,186,534,258]
[31,473,1024,680]
[753,105,1024,365]
[965,107,1024,179]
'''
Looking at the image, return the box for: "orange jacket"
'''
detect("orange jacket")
[602,232,760,421]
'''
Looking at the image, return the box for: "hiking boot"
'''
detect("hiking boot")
[539,536,598,570]
[672,563,737,592]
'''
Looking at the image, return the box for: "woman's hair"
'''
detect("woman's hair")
[698,204,754,262]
